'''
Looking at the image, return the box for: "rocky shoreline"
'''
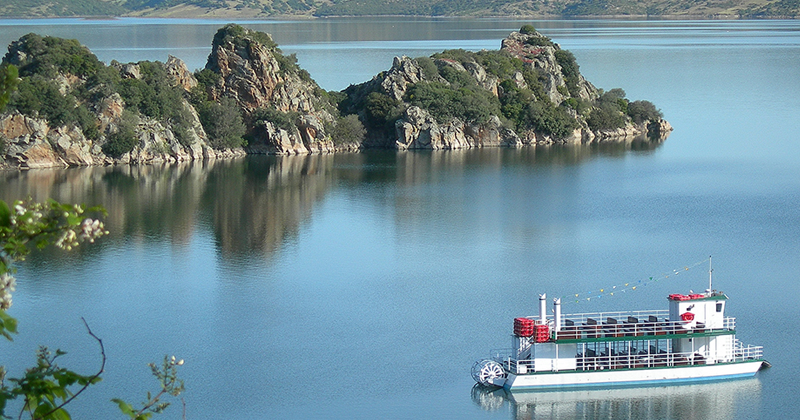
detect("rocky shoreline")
[0,25,671,170]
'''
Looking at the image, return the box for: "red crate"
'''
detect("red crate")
[534,324,550,342]
[514,317,535,337]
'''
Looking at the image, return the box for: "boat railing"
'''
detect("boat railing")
[552,316,736,341]
[556,310,670,325]
[497,340,763,375]
[733,339,763,362]
[573,349,715,371]
[508,345,762,374]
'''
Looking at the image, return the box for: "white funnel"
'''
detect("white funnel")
[539,293,547,324]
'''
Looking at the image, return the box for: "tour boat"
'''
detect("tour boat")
[472,276,767,390]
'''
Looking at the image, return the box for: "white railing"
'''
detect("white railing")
[733,339,763,362]
[558,310,670,326]
[507,346,763,374]
[573,350,711,371]
[549,316,736,341]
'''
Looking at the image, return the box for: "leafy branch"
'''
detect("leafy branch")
[0,198,186,419]
[113,356,185,420]
[2,319,105,420]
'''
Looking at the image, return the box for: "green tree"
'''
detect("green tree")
[102,110,140,158]
[554,50,580,96]
[197,97,246,149]
[528,102,579,138]
[588,88,630,130]
[249,106,298,133]
[363,91,402,128]
[587,103,627,130]
[0,64,19,112]
[627,100,663,124]
[329,114,366,146]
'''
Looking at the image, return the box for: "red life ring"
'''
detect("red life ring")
[680,312,695,321]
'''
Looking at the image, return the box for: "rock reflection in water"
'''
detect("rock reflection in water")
[0,155,338,262]
[471,379,762,420]
[206,154,336,260]
[0,139,663,264]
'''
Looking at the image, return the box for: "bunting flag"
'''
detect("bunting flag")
[562,257,710,305]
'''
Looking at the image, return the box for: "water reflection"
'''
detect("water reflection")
[203,155,336,259]
[0,141,663,263]
[471,379,762,420]
[0,156,337,262]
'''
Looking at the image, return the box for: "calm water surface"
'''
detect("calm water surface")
[1,18,799,420]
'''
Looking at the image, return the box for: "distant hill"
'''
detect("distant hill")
[0,0,797,18]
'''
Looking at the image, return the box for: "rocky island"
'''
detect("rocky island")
[0,24,671,170]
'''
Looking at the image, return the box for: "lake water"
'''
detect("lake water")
[1,18,799,420]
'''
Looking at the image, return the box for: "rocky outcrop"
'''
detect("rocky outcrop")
[203,25,335,155]
[0,41,250,170]
[382,56,426,102]
[501,31,597,103]
[246,114,334,155]
[0,100,243,170]
[165,55,198,92]
[1,113,64,169]
[378,29,671,150]
[206,26,318,114]
[1,25,671,169]
[395,106,521,150]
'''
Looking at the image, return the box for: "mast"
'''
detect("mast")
[708,255,713,292]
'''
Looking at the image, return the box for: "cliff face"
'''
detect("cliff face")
[0,107,242,170]
[207,31,313,113]
[203,25,335,155]
[500,31,597,104]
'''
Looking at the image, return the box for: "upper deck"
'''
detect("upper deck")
[517,309,736,343]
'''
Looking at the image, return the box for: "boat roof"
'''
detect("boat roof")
[667,292,727,301]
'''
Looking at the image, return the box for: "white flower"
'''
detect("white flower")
[0,273,15,310]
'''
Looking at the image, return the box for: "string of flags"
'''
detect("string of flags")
[561,257,711,305]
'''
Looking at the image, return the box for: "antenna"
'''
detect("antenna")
[708,255,713,292]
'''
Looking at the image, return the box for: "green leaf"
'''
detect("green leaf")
[112,398,136,417]
[66,215,81,226]
[46,407,72,420]
[33,401,55,418]
[0,310,18,340]
[0,200,10,227]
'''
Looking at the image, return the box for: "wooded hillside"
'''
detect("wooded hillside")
[0,0,797,18]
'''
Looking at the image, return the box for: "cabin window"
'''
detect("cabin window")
[716,303,723,312]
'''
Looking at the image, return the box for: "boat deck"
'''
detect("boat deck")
[519,310,737,343]
[501,339,763,374]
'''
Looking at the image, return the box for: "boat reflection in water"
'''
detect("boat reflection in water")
[471,378,762,420]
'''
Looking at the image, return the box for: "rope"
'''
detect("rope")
[561,257,710,305]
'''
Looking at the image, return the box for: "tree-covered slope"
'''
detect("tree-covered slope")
[0,0,796,18]
[0,0,125,17]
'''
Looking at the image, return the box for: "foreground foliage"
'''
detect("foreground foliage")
[0,198,185,419]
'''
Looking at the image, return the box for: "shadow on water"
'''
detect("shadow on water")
[471,378,762,420]
[0,140,664,263]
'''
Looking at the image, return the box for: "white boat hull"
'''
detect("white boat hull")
[503,360,763,390]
